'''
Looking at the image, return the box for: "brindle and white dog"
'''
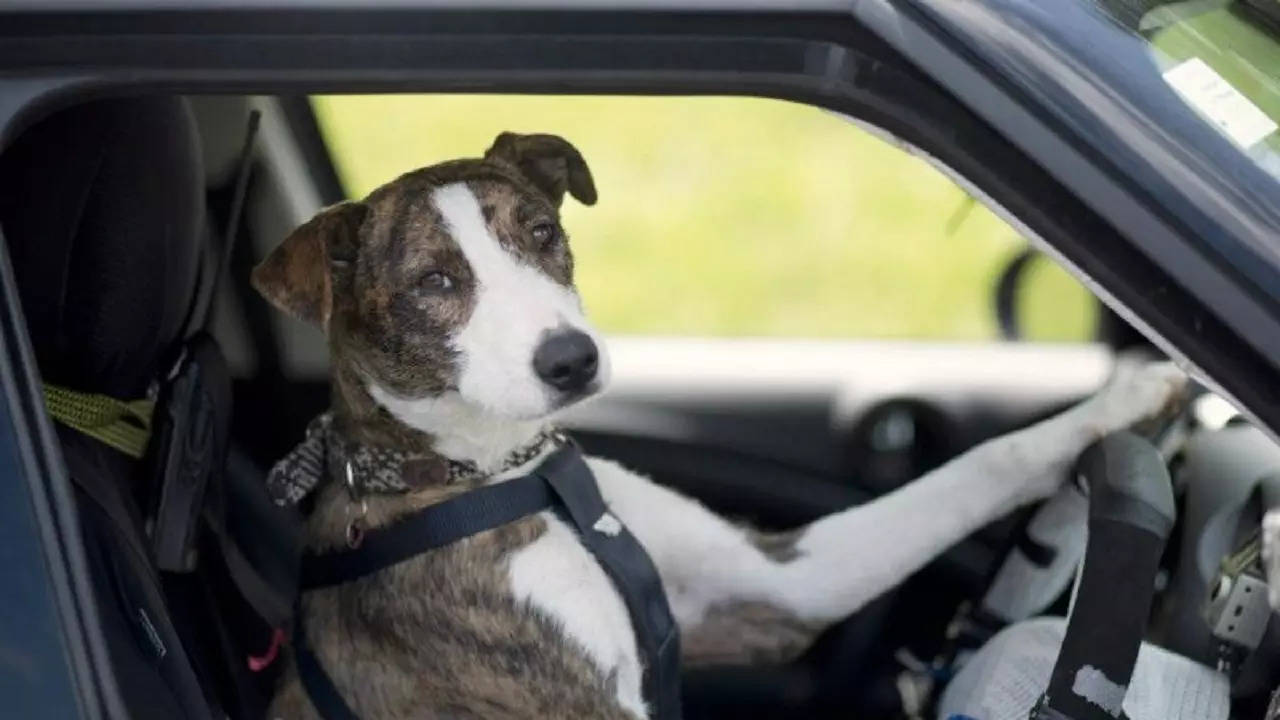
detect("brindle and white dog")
[253,132,1188,719]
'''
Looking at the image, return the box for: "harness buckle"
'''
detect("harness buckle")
[343,461,369,549]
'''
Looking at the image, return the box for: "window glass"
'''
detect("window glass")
[311,95,1094,341]
[1127,0,1279,179]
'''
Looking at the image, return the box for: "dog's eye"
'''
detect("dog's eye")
[419,271,455,292]
[531,222,561,251]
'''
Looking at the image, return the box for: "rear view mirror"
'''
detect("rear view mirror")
[994,247,1099,342]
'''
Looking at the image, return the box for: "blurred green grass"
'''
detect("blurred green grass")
[312,95,1093,340]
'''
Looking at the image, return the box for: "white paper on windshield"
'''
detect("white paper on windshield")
[1163,57,1278,149]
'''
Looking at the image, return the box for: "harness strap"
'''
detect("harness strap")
[294,445,682,719]
[536,448,683,720]
[294,617,359,720]
[300,472,556,590]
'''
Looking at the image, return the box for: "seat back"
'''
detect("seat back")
[0,96,219,720]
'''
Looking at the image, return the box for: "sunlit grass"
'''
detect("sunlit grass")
[312,94,1094,341]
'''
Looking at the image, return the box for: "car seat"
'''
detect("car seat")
[0,95,299,720]
[0,95,222,720]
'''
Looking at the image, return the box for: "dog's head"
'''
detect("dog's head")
[252,132,608,422]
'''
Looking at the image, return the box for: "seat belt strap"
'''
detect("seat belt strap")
[207,506,295,628]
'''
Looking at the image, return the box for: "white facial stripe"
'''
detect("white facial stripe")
[432,183,534,295]
[365,182,609,467]
[406,183,608,421]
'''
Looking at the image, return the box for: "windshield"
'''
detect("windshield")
[1113,0,1280,178]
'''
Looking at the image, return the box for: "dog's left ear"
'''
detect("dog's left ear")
[484,132,598,207]
[251,201,368,331]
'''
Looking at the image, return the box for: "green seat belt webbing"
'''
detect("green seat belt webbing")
[43,383,155,459]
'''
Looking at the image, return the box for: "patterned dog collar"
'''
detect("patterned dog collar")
[266,412,567,507]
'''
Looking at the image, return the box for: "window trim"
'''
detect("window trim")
[277,95,346,206]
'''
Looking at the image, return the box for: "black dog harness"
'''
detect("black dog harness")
[292,443,683,720]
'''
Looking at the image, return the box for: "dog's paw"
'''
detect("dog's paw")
[1086,360,1189,438]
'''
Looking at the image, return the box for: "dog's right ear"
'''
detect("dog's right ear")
[251,201,367,329]
[484,132,598,208]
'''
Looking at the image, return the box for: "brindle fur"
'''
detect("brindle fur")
[257,134,823,719]
[681,600,823,667]
[748,527,804,563]
[268,482,636,719]
[677,529,815,667]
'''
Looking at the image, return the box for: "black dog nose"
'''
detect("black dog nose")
[533,330,599,393]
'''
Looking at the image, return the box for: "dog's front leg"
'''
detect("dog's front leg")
[591,361,1188,666]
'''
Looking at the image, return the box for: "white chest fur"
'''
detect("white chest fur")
[506,511,648,719]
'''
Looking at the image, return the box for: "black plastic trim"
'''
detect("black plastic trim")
[276,95,346,206]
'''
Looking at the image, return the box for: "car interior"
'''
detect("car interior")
[1,87,1279,720]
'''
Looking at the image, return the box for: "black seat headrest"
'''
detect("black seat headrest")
[0,96,204,399]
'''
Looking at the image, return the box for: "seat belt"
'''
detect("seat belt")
[295,443,682,720]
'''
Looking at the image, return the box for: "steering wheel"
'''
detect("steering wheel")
[941,429,1193,720]
[949,388,1280,720]
[976,386,1199,629]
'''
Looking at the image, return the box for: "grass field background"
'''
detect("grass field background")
[312,95,1094,341]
